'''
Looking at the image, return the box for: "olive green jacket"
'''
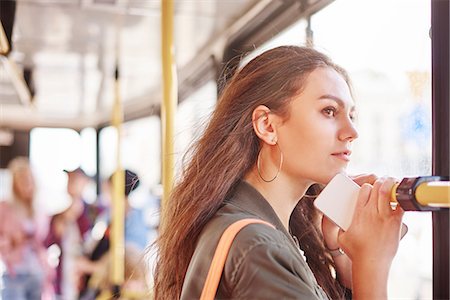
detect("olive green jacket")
[180,181,329,299]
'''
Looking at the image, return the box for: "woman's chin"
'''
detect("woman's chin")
[319,170,346,185]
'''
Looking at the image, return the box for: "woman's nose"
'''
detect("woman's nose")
[339,117,359,141]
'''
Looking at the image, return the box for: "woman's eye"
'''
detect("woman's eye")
[323,107,337,117]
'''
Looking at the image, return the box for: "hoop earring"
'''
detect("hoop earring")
[257,142,284,183]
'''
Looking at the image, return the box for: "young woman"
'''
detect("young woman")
[0,157,52,299]
[154,46,404,299]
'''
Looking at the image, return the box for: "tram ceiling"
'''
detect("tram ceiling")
[0,0,332,130]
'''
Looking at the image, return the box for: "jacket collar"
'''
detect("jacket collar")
[227,180,294,241]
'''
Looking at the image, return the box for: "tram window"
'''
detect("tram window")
[239,19,308,68]
[0,169,11,200]
[310,0,432,298]
[98,126,118,179]
[29,127,97,215]
[122,116,162,208]
[175,80,217,176]
[80,128,97,177]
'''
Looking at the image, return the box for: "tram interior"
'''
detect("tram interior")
[0,0,445,299]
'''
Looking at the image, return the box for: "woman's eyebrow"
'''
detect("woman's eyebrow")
[318,94,356,111]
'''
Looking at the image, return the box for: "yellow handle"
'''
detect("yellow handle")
[391,182,400,203]
[415,181,450,207]
[391,181,450,208]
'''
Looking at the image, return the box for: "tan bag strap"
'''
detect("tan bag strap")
[200,218,275,300]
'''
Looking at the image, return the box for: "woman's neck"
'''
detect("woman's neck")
[244,168,311,231]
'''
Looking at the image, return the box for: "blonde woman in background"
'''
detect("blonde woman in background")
[0,157,52,299]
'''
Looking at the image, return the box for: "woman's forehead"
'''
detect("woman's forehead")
[296,67,354,106]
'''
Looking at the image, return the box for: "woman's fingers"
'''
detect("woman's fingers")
[356,183,372,209]
[378,177,396,216]
[354,177,398,217]
[340,177,405,264]
[351,173,378,186]
[366,177,396,214]
[368,178,383,212]
[339,184,371,258]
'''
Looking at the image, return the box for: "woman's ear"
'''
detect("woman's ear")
[252,105,278,145]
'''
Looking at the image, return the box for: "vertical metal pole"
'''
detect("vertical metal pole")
[161,0,177,218]
[95,127,101,197]
[110,65,125,297]
[431,0,450,299]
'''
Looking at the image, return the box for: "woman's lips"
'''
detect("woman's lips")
[331,151,351,162]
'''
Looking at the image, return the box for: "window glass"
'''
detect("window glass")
[239,19,308,67]
[0,169,11,200]
[312,1,432,298]
[98,125,118,179]
[122,116,162,207]
[30,127,97,214]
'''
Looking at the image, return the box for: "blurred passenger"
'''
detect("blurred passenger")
[0,157,52,299]
[79,244,149,300]
[93,169,149,253]
[78,169,150,299]
[116,169,149,250]
[45,168,102,300]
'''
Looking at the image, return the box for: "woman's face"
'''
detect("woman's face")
[277,67,358,185]
[67,173,89,198]
[13,168,35,202]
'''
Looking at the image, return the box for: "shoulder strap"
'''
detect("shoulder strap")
[200,218,275,300]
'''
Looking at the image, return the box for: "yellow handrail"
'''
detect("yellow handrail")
[415,181,450,207]
[110,66,125,289]
[391,180,450,208]
[161,0,177,219]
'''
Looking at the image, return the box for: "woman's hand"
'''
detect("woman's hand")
[339,177,404,262]
[338,177,405,299]
[322,173,378,248]
[321,173,378,289]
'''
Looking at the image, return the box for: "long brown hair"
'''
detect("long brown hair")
[154,46,350,299]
